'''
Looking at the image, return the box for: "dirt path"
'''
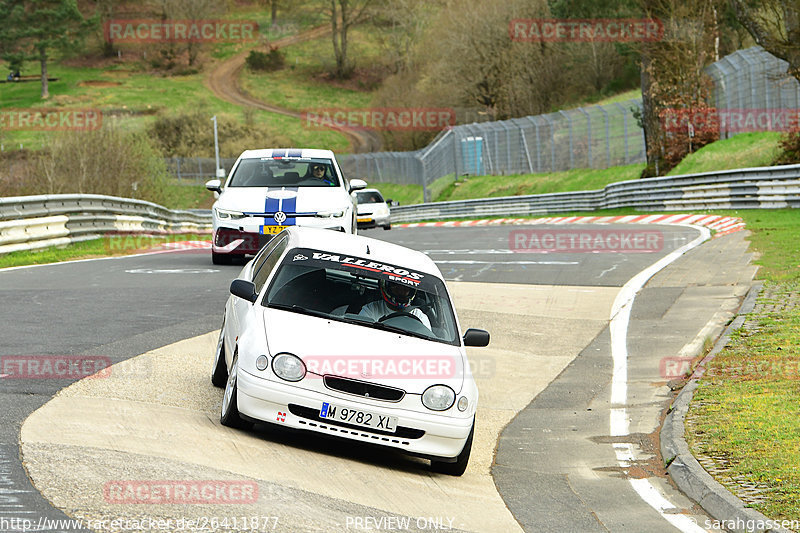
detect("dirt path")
[204,25,382,153]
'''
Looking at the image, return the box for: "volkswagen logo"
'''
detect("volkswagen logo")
[273,211,287,224]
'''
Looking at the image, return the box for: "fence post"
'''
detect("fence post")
[600,105,610,168]
[558,111,574,169]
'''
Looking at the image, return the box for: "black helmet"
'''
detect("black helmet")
[379,279,416,310]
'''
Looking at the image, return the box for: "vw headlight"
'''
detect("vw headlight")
[422,385,456,411]
[315,210,345,218]
[271,353,306,382]
[215,207,246,221]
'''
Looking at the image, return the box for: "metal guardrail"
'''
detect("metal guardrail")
[2,163,798,255]
[0,194,212,255]
[388,164,800,222]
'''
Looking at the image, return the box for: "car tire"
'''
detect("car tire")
[430,419,474,476]
[211,318,228,388]
[212,251,233,265]
[220,353,253,430]
[383,224,391,231]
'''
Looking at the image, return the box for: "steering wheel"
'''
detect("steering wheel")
[378,311,423,324]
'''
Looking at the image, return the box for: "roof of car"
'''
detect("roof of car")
[237,148,336,160]
[282,227,443,278]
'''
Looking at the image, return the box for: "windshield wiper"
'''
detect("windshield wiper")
[268,302,331,320]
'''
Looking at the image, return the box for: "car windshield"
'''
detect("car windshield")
[264,247,459,345]
[356,191,384,204]
[227,157,341,187]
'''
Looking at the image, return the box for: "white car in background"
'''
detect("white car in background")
[205,148,366,264]
[353,188,392,230]
[211,226,490,475]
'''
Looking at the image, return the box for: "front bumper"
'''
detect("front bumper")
[236,369,473,460]
[356,213,391,229]
[212,222,348,255]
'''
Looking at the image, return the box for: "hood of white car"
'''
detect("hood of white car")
[357,203,389,216]
[263,309,466,394]
[218,187,349,214]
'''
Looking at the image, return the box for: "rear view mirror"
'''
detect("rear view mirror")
[230,279,258,303]
[349,178,367,192]
[463,328,490,347]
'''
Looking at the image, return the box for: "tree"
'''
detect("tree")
[0,0,95,99]
[730,0,800,78]
[153,0,222,68]
[637,0,724,175]
[327,0,374,79]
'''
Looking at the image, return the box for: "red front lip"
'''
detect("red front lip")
[214,228,266,254]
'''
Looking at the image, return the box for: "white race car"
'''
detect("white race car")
[353,188,392,230]
[206,148,366,265]
[211,226,489,475]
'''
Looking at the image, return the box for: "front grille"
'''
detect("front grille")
[288,404,425,440]
[324,375,405,402]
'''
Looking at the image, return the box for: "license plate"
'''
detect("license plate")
[357,217,373,223]
[260,225,287,235]
[320,402,397,432]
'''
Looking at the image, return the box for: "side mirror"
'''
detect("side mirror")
[463,328,490,347]
[349,178,367,192]
[230,279,258,303]
[205,179,222,193]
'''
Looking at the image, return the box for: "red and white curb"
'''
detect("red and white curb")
[397,214,745,238]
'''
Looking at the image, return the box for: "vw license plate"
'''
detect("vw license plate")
[320,402,397,432]
[260,225,287,235]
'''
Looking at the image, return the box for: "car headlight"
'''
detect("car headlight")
[271,353,306,382]
[422,385,456,411]
[215,207,246,220]
[315,210,345,218]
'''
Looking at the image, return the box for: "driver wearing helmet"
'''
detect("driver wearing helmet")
[359,278,431,329]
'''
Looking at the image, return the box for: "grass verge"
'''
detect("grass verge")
[0,233,211,270]
[686,208,800,522]
[667,132,783,176]
[432,163,645,202]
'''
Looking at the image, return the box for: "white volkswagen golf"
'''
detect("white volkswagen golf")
[211,226,490,475]
[206,148,366,264]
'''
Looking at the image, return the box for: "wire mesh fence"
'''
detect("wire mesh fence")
[165,157,238,184]
[339,99,646,201]
[705,46,800,139]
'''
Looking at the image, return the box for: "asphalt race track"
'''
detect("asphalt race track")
[0,223,755,532]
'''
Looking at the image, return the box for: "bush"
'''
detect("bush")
[22,127,175,206]
[245,47,285,72]
[148,110,289,158]
[774,132,800,165]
